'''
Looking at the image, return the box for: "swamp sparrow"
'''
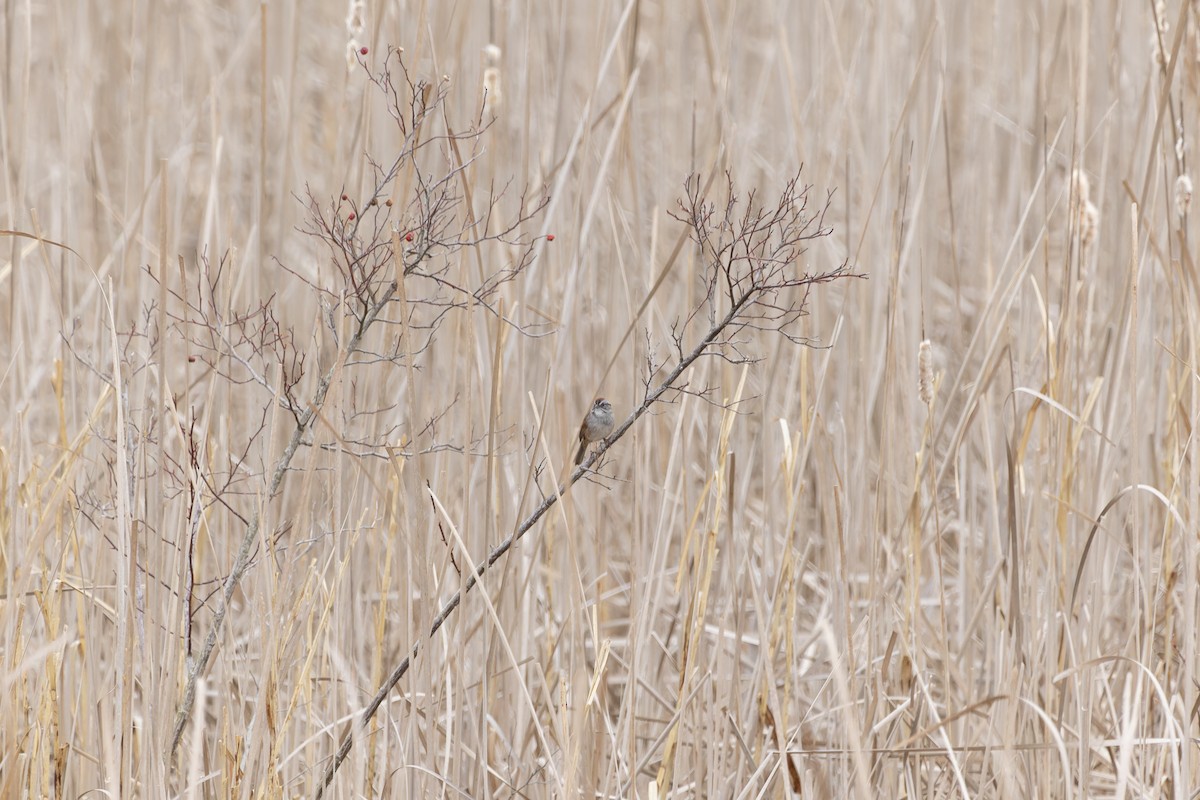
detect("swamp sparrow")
[575,398,615,465]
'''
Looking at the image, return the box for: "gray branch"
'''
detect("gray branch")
[166,281,398,762]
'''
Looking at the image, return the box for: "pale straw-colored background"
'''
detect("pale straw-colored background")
[2,1,1196,797]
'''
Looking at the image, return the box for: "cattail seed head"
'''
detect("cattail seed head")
[1151,2,1170,68]
[1080,200,1099,249]
[481,46,502,113]
[345,0,366,70]
[1070,167,1100,250]
[1176,174,1193,216]
[1071,168,1090,206]
[1152,37,1167,67]
[918,340,934,406]
[345,0,365,36]
[483,66,503,113]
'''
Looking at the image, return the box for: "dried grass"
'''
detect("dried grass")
[2,1,1198,798]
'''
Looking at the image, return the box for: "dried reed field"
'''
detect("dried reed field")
[3,1,1198,797]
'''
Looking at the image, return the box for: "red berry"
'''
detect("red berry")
[360,46,369,55]
[348,212,356,220]
[405,233,414,242]
[341,194,348,201]
[547,234,555,242]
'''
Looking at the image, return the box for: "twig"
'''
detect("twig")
[166,283,397,761]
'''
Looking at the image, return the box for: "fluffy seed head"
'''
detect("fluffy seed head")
[1071,168,1090,205]
[1176,174,1193,216]
[345,0,366,70]
[1080,200,1099,249]
[918,340,934,406]
[483,66,503,113]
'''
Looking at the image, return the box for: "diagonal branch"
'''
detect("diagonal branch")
[312,274,842,796]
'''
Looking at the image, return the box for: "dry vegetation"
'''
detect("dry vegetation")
[3,1,1200,797]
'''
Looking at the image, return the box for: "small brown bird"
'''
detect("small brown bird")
[575,398,615,465]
